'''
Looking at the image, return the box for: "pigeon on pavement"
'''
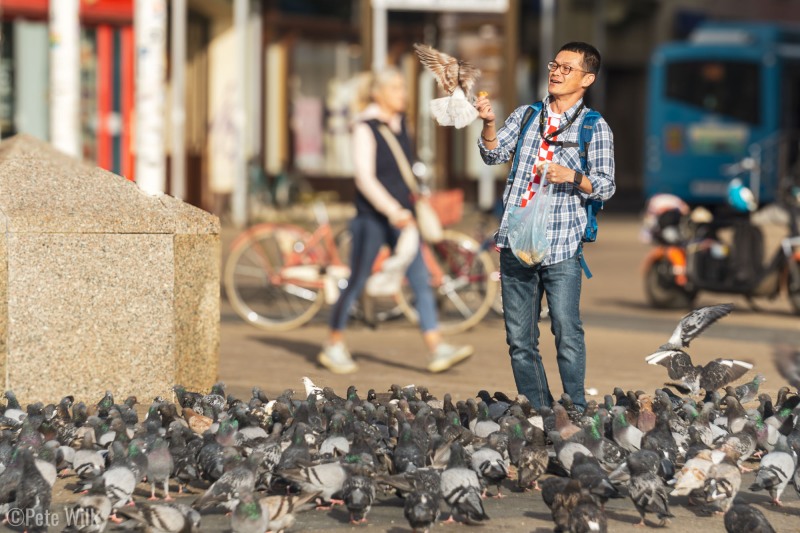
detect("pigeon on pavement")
[723,503,776,533]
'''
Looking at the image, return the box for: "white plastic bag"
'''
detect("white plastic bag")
[365,225,420,297]
[507,165,553,266]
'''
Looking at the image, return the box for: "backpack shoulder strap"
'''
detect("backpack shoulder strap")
[509,103,543,180]
[577,108,603,279]
[578,109,601,173]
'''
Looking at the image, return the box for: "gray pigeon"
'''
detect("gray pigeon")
[440,442,488,523]
[192,452,259,512]
[279,460,349,506]
[404,490,440,533]
[656,303,734,351]
[15,448,53,533]
[94,465,137,514]
[73,431,105,482]
[319,414,349,458]
[749,447,796,505]
[341,463,377,524]
[611,408,643,452]
[627,449,673,526]
[569,498,608,533]
[393,423,425,474]
[569,452,621,506]
[62,490,112,533]
[549,431,592,475]
[734,374,766,404]
[470,442,509,497]
[145,437,174,500]
[231,491,269,533]
[116,502,201,533]
[645,303,752,394]
[646,350,753,395]
[723,503,775,533]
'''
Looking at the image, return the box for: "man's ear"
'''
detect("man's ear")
[581,73,596,89]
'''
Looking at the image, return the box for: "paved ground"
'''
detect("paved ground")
[4,210,799,532]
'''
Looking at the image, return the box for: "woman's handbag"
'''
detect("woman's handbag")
[377,124,444,243]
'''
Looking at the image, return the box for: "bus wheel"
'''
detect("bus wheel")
[644,258,697,309]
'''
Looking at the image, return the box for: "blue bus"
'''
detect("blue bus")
[644,21,800,206]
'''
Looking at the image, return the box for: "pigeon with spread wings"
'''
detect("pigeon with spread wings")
[413,43,481,129]
[645,303,753,395]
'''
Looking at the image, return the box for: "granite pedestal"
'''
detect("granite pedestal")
[0,134,220,404]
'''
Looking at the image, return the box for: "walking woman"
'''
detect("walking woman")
[318,67,473,374]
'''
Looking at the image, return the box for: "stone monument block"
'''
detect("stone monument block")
[0,134,220,404]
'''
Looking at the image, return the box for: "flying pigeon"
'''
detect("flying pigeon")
[413,43,481,129]
[658,303,735,351]
[645,304,752,394]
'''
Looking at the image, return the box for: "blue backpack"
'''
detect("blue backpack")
[509,101,603,277]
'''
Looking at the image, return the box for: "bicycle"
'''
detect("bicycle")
[223,200,497,333]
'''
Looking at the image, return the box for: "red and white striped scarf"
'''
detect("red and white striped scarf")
[519,113,561,207]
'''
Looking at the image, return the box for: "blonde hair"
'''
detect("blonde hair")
[351,67,404,113]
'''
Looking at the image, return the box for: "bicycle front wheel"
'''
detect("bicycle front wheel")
[398,229,498,334]
[224,224,325,331]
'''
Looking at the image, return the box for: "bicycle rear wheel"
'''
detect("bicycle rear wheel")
[398,229,497,334]
[224,224,324,331]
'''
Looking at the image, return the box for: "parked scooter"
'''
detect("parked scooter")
[641,178,800,314]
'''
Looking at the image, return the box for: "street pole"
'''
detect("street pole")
[170,0,187,200]
[49,0,81,157]
[248,0,263,175]
[135,0,167,195]
[371,0,388,71]
[232,0,248,227]
[538,0,555,100]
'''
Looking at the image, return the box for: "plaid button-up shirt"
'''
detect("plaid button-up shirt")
[479,97,616,266]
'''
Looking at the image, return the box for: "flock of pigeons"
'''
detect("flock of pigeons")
[0,303,797,532]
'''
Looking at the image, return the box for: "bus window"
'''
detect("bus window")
[665,61,760,125]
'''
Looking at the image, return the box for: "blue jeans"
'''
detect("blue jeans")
[329,214,438,333]
[499,247,586,410]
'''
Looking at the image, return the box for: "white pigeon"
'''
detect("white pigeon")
[301,377,324,402]
[413,43,481,129]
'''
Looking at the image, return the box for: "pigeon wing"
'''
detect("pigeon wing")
[414,43,458,94]
[699,359,753,392]
[456,61,481,96]
[645,350,695,381]
[663,303,734,349]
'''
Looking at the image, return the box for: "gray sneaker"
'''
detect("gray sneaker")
[318,342,358,374]
[427,343,474,373]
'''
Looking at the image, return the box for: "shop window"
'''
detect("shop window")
[289,40,362,177]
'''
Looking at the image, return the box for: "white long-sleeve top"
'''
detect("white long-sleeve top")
[351,104,411,224]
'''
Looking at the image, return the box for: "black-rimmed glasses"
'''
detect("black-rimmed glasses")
[547,61,588,75]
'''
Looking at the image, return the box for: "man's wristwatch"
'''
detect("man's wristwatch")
[573,170,583,186]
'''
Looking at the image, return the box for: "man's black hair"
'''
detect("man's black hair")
[558,42,601,75]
